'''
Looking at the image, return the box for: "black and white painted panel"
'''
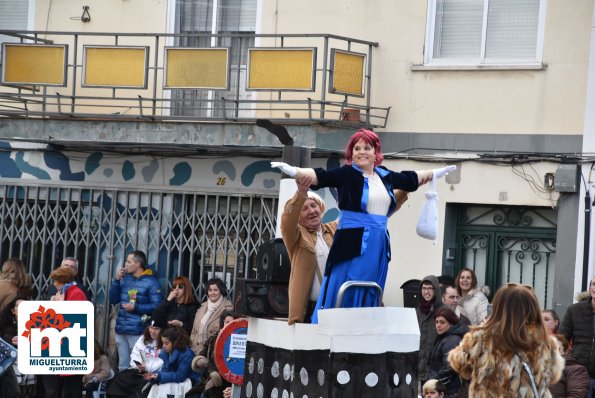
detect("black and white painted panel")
[243,307,420,398]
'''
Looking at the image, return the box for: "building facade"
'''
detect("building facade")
[0,0,592,343]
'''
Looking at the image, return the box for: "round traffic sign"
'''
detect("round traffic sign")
[214,318,248,384]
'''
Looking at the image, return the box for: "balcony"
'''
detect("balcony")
[0,31,390,128]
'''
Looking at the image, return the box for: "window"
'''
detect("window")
[0,0,33,43]
[424,0,546,66]
[172,0,257,117]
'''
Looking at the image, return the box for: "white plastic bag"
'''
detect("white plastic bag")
[416,177,439,243]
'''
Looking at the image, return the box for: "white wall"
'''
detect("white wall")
[383,158,559,305]
[35,0,169,32]
[259,0,593,135]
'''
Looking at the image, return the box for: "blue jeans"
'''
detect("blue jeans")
[589,378,595,398]
[115,333,141,370]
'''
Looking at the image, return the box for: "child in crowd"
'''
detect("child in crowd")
[144,327,194,398]
[107,319,165,397]
[422,379,446,398]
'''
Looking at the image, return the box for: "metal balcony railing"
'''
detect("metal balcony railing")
[0,31,390,127]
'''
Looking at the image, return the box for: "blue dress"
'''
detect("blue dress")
[310,164,419,323]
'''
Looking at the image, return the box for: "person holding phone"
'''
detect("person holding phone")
[107,319,165,398]
[144,327,194,398]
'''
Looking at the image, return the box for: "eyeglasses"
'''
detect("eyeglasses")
[421,286,434,291]
[174,284,185,289]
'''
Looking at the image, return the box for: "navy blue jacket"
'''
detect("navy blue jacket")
[156,347,194,384]
[109,268,163,335]
[313,164,419,270]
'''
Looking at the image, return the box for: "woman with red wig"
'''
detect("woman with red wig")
[272,128,454,322]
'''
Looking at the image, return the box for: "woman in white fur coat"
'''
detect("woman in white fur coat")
[455,267,489,326]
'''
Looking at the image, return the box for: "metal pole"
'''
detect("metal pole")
[582,191,591,291]
[320,36,329,120]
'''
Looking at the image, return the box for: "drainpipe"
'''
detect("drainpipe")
[583,190,591,291]
[578,4,595,296]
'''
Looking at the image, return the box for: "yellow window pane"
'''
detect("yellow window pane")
[83,46,148,88]
[2,44,66,85]
[165,48,228,89]
[331,50,365,96]
[248,49,315,91]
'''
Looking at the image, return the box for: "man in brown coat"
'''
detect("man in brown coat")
[281,176,337,325]
[281,177,410,324]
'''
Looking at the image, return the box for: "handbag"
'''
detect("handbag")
[518,356,541,397]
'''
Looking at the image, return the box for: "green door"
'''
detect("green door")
[455,205,557,308]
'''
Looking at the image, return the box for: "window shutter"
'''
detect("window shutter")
[485,0,540,59]
[218,0,257,32]
[0,0,29,43]
[178,0,213,33]
[433,0,484,58]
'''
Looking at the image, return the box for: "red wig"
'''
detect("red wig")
[344,129,384,167]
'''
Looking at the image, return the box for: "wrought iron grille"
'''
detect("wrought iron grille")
[0,183,277,347]
[455,205,557,308]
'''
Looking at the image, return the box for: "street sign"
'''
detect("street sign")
[214,318,248,385]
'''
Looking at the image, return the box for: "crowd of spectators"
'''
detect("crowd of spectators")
[6,249,595,397]
[0,252,244,398]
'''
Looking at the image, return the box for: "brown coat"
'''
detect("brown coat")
[189,298,233,355]
[0,280,17,313]
[82,354,111,384]
[281,193,337,325]
[549,353,591,398]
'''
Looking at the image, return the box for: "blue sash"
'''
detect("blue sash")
[338,210,388,256]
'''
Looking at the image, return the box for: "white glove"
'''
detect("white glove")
[271,161,298,178]
[433,165,457,179]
